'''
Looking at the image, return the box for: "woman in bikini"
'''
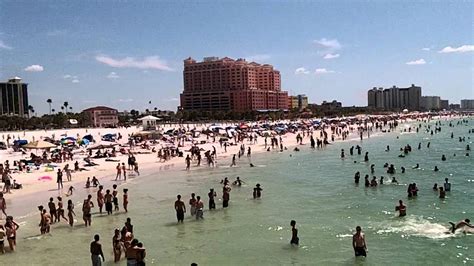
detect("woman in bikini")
[5,216,19,251]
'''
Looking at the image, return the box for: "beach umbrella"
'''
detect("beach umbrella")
[23,140,57,149]
[61,139,75,145]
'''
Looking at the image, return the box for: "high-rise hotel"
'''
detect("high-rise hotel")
[0,77,30,117]
[180,57,289,112]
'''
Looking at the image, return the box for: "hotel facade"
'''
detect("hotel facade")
[180,57,289,112]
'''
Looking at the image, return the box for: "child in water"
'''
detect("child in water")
[290,220,299,246]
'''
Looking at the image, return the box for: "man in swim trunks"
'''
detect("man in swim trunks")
[195,196,204,220]
[352,226,367,257]
[90,234,105,266]
[175,195,185,223]
[449,219,474,233]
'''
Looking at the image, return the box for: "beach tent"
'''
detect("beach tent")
[83,135,94,142]
[78,138,90,146]
[13,139,28,146]
[23,140,57,149]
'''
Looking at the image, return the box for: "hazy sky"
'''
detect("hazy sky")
[0,0,472,114]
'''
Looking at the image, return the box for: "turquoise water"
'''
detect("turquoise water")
[2,119,473,265]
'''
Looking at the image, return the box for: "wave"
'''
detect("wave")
[375,215,469,239]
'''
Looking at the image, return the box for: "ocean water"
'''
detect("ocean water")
[2,119,473,265]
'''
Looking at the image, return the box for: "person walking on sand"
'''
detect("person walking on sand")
[57,168,63,190]
[230,154,236,167]
[90,234,105,266]
[64,164,72,182]
[115,163,122,181]
[174,195,186,223]
[185,155,191,171]
[122,163,127,181]
[0,192,7,219]
[352,226,367,257]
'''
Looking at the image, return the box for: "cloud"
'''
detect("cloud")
[314,38,341,52]
[47,30,67,36]
[315,68,335,74]
[438,45,474,53]
[24,65,44,72]
[295,67,310,75]
[421,47,431,51]
[107,72,120,79]
[0,40,12,50]
[63,74,79,83]
[406,59,426,65]
[118,98,134,102]
[96,55,173,71]
[246,54,271,62]
[165,97,179,102]
[323,53,340,59]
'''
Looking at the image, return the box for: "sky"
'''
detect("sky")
[0,0,473,114]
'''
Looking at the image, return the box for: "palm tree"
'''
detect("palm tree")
[69,106,73,113]
[28,105,35,117]
[63,101,69,110]
[52,108,56,114]
[145,108,150,114]
[61,106,65,113]
[46,99,52,115]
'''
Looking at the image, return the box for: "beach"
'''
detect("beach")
[1,116,473,265]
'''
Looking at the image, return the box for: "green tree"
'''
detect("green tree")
[47,99,52,115]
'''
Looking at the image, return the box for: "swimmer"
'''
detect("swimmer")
[391,177,398,184]
[290,220,299,246]
[233,177,243,186]
[395,200,406,217]
[250,163,255,167]
[174,195,186,223]
[444,178,451,192]
[441,154,446,161]
[449,219,474,233]
[432,183,438,191]
[434,166,439,172]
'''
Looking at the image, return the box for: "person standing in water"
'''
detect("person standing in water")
[352,226,367,257]
[222,185,231,208]
[290,220,299,246]
[123,189,129,213]
[208,189,216,210]
[90,234,105,266]
[195,196,204,220]
[97,186,104,215]
[395,200,406,217]
[67,199,75,227]
[189,193,197,216]
[174,195,186,223]
[444,178,451,192]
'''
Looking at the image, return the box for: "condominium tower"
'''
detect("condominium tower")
[180,57,289,112]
